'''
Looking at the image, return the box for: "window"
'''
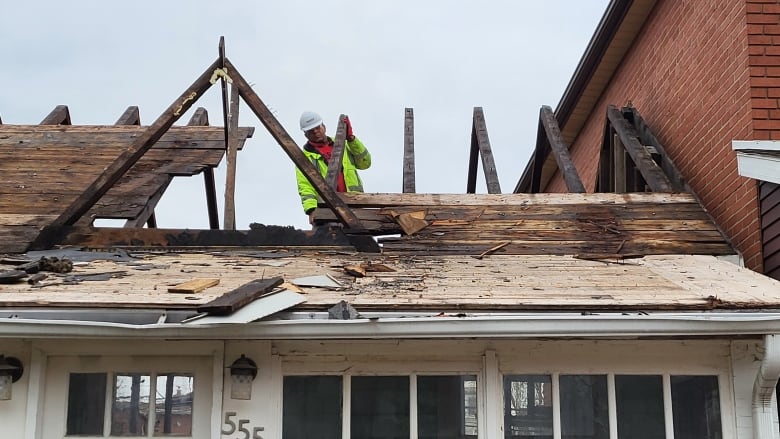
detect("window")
[615,375,665,439]
[282,374,478,439]
[67,372,194,437]
[503,374,722,439]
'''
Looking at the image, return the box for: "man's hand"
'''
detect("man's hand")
[344,116,354,141]
[308,210,315,225]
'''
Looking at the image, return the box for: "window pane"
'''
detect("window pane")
[671,375,722,439]
[67,373,107,435]
[351,376,409,439]
[111,373,151,436]
[154,374,193,436]
[559,375,608,439]
[504,375,553,439]
[283,376,342,439]
[418,375,478,439]
[615,375,665,439]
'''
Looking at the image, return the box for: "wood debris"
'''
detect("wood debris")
[168,278,220,294]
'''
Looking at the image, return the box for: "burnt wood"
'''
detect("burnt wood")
[115,106,141,125]
[403,108,416,193]
[325,115,348,189]
[44,224,355,249]
[43,57,222,231]
[606,106,674,192]
[623,106,688,192]
[224,58,363,230]
[467,107,502,194]
[40,105,72,125]
[540,106,585,193]
[196,277,284,315]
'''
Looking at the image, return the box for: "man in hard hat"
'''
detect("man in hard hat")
[296,111,371,224]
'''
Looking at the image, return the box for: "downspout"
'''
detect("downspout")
[753,334,780,439]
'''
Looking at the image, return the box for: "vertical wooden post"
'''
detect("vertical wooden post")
[467,107,502,194]
[223,85,240,230]
[403,108,416,193]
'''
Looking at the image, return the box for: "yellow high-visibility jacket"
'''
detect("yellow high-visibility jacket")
[296,136,371,214]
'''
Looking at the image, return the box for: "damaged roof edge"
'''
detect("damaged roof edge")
[1,312,780,339]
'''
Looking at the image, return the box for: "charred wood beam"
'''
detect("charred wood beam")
[529,117,547,193]
[197,277,284,315]
[187,108,219,229]
[115,106,141,125]
[606,105,673,193]
[540,106,585,193]
[39,57,222,232]
[623,106,688,192]
[40,224,355,249]
[224,58,363,230]
[467,107,501,194]
[403,108,416,193]
[40,105,72,125]
[223,85,240,230]
[597,117,612,192]
[325,115,348,189]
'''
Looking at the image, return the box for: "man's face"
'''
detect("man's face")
[304,124,327,143]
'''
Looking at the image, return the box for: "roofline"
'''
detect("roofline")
[1,313,780,340]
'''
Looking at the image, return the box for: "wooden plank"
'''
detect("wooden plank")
[223,85,240,230]
[469,107,502,194]
[403,108,416,193]
[196,277,284,315]
[40,105,71,125]
[325,115,348,189]
[225,58,363,230]
[168,278,220,294]
[40,57,222,229]
[336,192,698,207]
[540,105,585,193]
[115,106,141,125]
[606,106,673,192]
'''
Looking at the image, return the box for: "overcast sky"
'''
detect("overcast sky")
[0,1,610,231]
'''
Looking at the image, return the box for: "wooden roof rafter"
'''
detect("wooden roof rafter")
[467,107,502,194]
[597,105,688,193]
[23,38,375,252]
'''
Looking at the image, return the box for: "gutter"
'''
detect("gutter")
[753,334,780,439]
[1,313,780,340]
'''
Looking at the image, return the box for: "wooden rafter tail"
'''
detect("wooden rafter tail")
[187,108,220,229]
[466,109,479,194]
[223,84,240,230]
[624,106,688,192]
[403,108,416,193]
[472,107,502,194]
[528,117,547,193]
[43,57,223,231]
[540,105,585,193]
[223,58,362,230]
[606,105,673,193]
[325,115,348,189]
[40,105,71,125]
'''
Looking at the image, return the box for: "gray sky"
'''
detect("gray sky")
[0,1,609,231]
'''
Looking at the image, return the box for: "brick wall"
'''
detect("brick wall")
[551,0,765,271]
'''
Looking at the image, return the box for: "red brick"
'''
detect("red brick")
[747,14,780,24]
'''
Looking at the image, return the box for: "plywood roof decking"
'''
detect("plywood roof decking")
[0,124,254,253]
[315,193,734,256]
[0,251,775,311]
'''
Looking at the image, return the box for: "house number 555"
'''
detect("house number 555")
[221,411,264,439]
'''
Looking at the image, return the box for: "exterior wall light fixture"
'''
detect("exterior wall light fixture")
[229,354,257,400]
[0,356,23,401]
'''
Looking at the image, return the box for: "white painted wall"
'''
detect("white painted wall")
[0,337,771,439]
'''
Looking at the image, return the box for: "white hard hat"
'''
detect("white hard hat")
[299,111,323,132]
